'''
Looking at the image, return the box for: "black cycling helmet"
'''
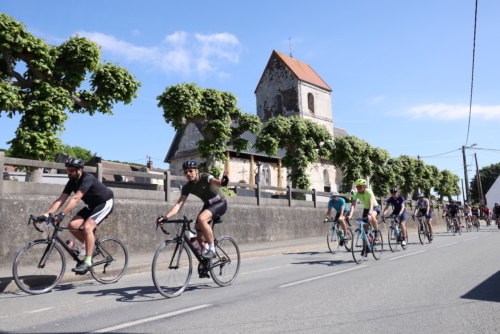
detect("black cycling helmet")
[65,158,84,169]
[390,187,398,194]
[182,160,198,170]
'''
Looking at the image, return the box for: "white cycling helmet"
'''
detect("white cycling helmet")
[330,191,339,198]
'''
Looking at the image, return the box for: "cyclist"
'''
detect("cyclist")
[463,203,471,227]
[413,193,434,241]
[324,191,350,243]
[36,158,114,274]
[494,203,500,228]
[481,205,491,226]
[157,160,229,259]
[471,204,480,226]
[347,179,381,241]
[382,187,407,246]
[448,200,462,232]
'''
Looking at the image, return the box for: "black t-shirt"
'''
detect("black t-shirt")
[449,204,460,213]
[63,171,114,207]
[181,172,225,206]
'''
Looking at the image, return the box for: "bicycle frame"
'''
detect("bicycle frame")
[354,218,373,250]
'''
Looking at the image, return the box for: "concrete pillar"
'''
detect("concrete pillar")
[255,181,261,206]
[287,185,292,207]
[97,163,103,182]
[0,152,4,197]
[164,170,171,202]
[250,154,255,185]
[313,188,317,208]
[277,158,283,193]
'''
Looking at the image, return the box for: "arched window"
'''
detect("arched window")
[308,93,314,113]
[323,169,330,192]
[262,164,271,186]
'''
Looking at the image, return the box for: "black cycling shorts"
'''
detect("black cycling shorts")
[200,199,227,221]
[76,198,114,225]
[335,210,350,220]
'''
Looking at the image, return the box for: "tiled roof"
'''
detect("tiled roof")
[256,50,332,93]
[333,127,349,138]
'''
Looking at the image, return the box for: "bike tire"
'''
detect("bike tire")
[401,229,408,250]
[210,236,241,287]
[152,240,192,298]
[452,221,456,236]
[372,233,383,260]
[474,221,479,232]
[327,227,340,255]
[458,222,462,235]
[351,229,365,264]
[418,221,426,245]
[343,227,354,252]
[388,226,397,252]
[12,240,66,295]
[91,237,129,284]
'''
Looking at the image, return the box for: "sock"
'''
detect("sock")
[204,243,209,250]
[84,256,92,266]
[208,243,215,252]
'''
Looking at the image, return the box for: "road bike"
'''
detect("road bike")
[413,214,432,244]
[13,214,128,295]
[451,216,462,236]
[325,217,353,254]
[351,218,383,264]
[444,215,454,233]
[152,216,240,298]
[471,215,480,232]
[465,214,473,233]
[383,215,408,252]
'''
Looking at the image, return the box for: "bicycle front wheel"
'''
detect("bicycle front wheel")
[343,227,354,252]
[372,233,383,260]
[91,237,129,284]
[458,222,462,235]
[388,227,398,252]
[351,229,365,264]
[327,227,340,254]
[210,236,241,287]
[13,241,65,295]
[474,221,479,232]
[418,222,426,245]
[152,240,192,298]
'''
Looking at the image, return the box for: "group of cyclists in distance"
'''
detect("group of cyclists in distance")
[27,157,500,295]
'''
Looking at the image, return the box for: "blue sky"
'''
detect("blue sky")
[1,1,499,200]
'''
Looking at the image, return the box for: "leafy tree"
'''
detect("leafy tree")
[392,155,426,197]
[420,165,442,198]
[157,83,261,170]
[254,116,334,190]
[371,157,403,197]
[61,144,96,162]
[0,14,141,179]
[435,169,461,202]
[0,147,11,157]
[470,162,500,203]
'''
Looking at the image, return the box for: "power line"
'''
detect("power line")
[471,147,500,152]
[465,0,478,146]
[418,148,461,158]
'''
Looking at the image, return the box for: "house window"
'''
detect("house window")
[308,93,314,113]
[274,95,283,114]
[262,165,271,186]
[323,169,330,192]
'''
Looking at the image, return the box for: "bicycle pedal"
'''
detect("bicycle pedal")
[199,273,211,279]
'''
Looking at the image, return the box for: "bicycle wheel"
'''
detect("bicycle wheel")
[458,221,462,235]
[452,221,456,236]
[447,219,453,233]
[210,236,241,287]
[474,220,479,232]
[152,240,192,298]
[466,220,471,233]
[401,229,408,250]
[13,241,65,295]
[343,227,354,252]
[388,226,398,252]
[91,237,129,284]
[327,227,340,254]
[418,222,426,245]
[351,229,365,264]
[372,232,383,260]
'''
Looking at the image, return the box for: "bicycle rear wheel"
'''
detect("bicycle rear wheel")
[327,227,340,254]
[343,227,354,252]
[210,236,240,287]
[388,227,398,252]
[418,222,426,245]
[152,240,192,298]
[351,229,365,264]
[13,241,65,295]
[372,233,383,260]
[91,237,129,284]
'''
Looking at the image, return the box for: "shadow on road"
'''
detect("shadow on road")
[461,270,500,303]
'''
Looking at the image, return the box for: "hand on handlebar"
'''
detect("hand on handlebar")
[35,214,49,223]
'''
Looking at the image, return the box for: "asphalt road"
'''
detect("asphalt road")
[2,224,500,333]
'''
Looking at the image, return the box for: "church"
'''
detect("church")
[165,50,348,193]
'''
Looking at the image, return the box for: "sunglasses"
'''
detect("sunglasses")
[184,169,196,175]
[66,168,77,173]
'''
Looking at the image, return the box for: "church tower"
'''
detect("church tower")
[254,50,334,136]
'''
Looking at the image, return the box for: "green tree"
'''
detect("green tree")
[370,157,403,197]
[470,162,500,203]
[157,83,261,170]
[254,116,334,190]
[420,164,442,198]
[61,144,96,162]
[435,169,461,202]
[0,14,141,180]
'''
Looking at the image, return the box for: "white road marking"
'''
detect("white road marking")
[27,307,54,314]
[278,265,367,288]
[93,304,210,333]
[481,233,492,237]
[437,242,458,248]
[388,250,427,261]
[241,265,290,275]
[464,237,479,242]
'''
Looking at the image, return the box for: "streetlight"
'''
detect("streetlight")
[462,143,478,203]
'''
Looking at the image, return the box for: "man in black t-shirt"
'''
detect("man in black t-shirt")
[157,160,229,259]
[37,158,114,274]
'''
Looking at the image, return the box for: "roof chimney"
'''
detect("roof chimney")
[146,155,153,169]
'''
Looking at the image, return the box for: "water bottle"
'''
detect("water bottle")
[368,234,373,244]
[189,229,201,254]
[66,239,79,256]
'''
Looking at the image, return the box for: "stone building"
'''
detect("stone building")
[165,50,348,193]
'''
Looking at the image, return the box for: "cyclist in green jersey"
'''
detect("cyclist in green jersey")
[347,179,382,239]
[157,160,229,259]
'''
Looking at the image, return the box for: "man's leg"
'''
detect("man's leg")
[68,216,85,243]
[195,209,214,245]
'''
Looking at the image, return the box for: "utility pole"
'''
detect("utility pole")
[462,146,471,203]
[474,152,485,204]
[461,179,465,204]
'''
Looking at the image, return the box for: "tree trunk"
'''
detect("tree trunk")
[25,167,43,183]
